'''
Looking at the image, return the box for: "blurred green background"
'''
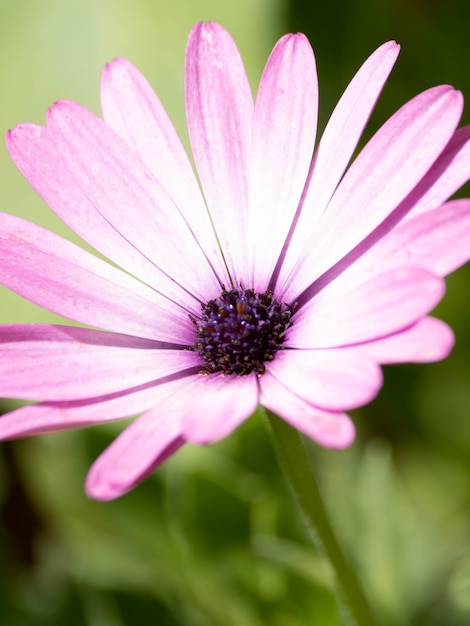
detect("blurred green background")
[1,1,470,624]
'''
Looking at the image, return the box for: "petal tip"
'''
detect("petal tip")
[85,468,124,502]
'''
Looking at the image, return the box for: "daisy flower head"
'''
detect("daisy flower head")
[1,22,470,501]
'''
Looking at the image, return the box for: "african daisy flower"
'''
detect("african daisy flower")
[1,22,470,501]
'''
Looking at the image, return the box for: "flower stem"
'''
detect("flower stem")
[266,411,377,626]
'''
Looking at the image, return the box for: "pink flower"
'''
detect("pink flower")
[1,22,470,500]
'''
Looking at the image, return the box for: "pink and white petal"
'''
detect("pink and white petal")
[248,33,317,290]
[289,267,445,349]
[403,125,470,219]
[334,199,470,288]
[267,348,382,411]
[100,58,228,285]
[354,317,454,364]
[260,372,356,448]
[278,41,400,284]
[47,101,220,302]
[0,325,200,400]
[6,124,200,310]
[180,373,259,444]
[0,370,202,440]
[0,324,181,350]
[282,85,463,301]
[0,403,109,440]
[185,22,254,281]
[0,213,193,343]
[85,408,186,500]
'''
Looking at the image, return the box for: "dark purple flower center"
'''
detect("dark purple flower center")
[190,286,294,376]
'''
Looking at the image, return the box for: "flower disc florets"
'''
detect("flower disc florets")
[191,286,294,376]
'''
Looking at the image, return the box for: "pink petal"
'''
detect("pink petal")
[180,373,259,444]
[0,372,202,440]
[248,33,318,290]
[0,402,128,440]
[282,85,463,301]
[355,317,455,364]
[404,125,470,219]
[260,372,356,448]
[267,348,382,411]
[185,22,254,281]
[278,40,400,286]
[289,267,445,349]
[100,58,229,286]
[46,101,220,303]
[6,124,201,310]
[0,213,192,343]
[0,324,200,400]
[85,408,186,500]
[334,200,470,288]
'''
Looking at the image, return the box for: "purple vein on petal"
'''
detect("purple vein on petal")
[270,40,400,292]
[296,127,470,307]
[0,213,194,343]
[6,124,205,314]
[46,101,222,305]
[0,366,203,440]
[185,22,254,284]
[248,32,318,291]
[100,57,231,290]
[0,324,202,401]
[282,84,463,305]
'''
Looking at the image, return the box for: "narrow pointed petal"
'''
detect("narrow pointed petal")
[85,409,186,500]
[100,58,228,285]
[0,213,192,343]
[355,317,455,364]
[180,373,259,444]
[0,325,199,401]
[282,85,463,300]
[185,21,254,280]
[267,348,382,411]
[289,267,445,349]
[248,33,317,289]
[6,124,201,309]
[335,199,470,288]
[47,101,220,302]
[260,372,355,448]
[279,41,400,283]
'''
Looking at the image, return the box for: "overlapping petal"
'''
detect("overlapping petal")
[248,32,317,290]
[46,101,220,303]
[260,373,356,448]
[267,348,382,411]
[100,58,229,286]
[180,373,259,444]
[281,85,463,301]
[330,199,470,289]
[355,317,455,364]
[185,21,254,281]
[6,124,202,310]
[85,408,186,500]
[402,125,470,219]
[0,324,199,400]
[86,371,259,500]
[277,40,400,286]
[0,213,192,343]
[288,268,445,349]
[0,372,202,440]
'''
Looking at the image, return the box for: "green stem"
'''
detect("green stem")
[266,411,377,626]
